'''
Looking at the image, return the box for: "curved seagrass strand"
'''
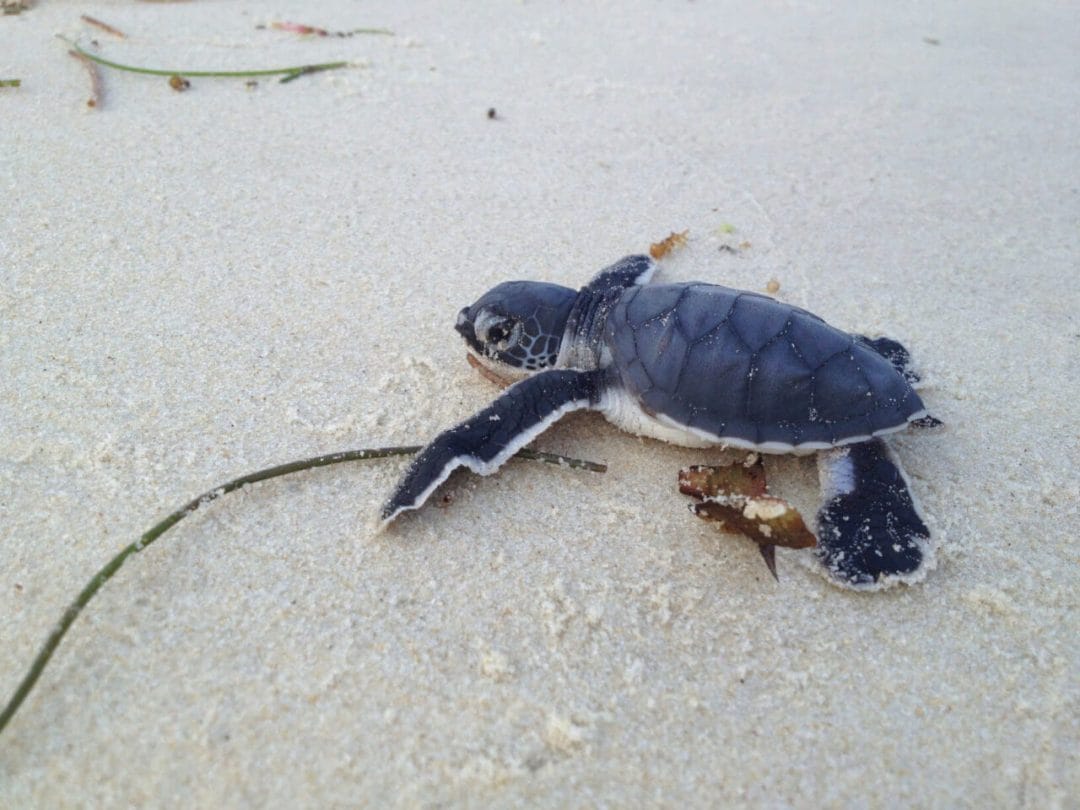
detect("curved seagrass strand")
[0,445,604,736]
[60,37,351,83]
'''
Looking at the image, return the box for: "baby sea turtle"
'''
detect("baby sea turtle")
[382,255,938,590]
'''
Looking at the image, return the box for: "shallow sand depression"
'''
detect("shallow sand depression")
[1,1,1077,806]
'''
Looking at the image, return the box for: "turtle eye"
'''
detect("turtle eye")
[487,322,514,345]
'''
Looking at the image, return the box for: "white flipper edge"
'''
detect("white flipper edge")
[380,369,602,527]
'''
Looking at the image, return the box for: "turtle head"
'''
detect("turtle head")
[455,281,577,377]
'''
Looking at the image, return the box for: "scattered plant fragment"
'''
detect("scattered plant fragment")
[649,229,689,260]
[80,14,127,38]
[714,223,747,255]
[0,78,21,87]
[260,21,394,38]
[679,454,816,580]
[67,47,103,108]
[2,1,30,16]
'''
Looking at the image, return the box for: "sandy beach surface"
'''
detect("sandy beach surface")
[2,1,1077,806]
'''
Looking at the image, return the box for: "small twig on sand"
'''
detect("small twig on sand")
[80,14,127,38]
[60,37,351,84]
[0,443,604,735]
[67,48,103,108]
[263,21,394,38]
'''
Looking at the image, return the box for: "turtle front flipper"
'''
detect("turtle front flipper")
[380,369,605,525]
[583,254,657,293]
[814,439,934,590]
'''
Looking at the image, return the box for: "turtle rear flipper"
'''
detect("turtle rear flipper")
[856,334,942,425]
[380,369,604,525]
[814,439,933,590]
[856,335,921,384]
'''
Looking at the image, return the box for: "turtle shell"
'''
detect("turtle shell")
[604,283,926,449]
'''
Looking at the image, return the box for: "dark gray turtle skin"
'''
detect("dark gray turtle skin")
[382,255,937,590]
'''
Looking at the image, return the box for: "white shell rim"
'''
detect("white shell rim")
[651,408,931,455]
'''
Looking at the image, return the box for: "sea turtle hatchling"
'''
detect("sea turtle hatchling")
[381,255,939,589]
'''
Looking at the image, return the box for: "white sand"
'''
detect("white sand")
[1,1,1077,806]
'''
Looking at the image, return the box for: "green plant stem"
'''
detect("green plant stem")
[0,79,20,87]
[61,37,349,83]
[0,444,604,736]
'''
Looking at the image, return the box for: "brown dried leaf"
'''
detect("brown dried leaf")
[649,229,689,260]
[678,457,767,500]
[691,495,815,549]
[680,458,816,556]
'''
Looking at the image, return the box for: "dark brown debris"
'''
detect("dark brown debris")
[2,1,30,16]
[680,456,816,581]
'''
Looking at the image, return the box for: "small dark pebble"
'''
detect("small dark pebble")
[487,107,498,120]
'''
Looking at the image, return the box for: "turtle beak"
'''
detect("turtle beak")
[455,307,475,343]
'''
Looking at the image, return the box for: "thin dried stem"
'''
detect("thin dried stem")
[68,48,103,108]
[80,14,127,38]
